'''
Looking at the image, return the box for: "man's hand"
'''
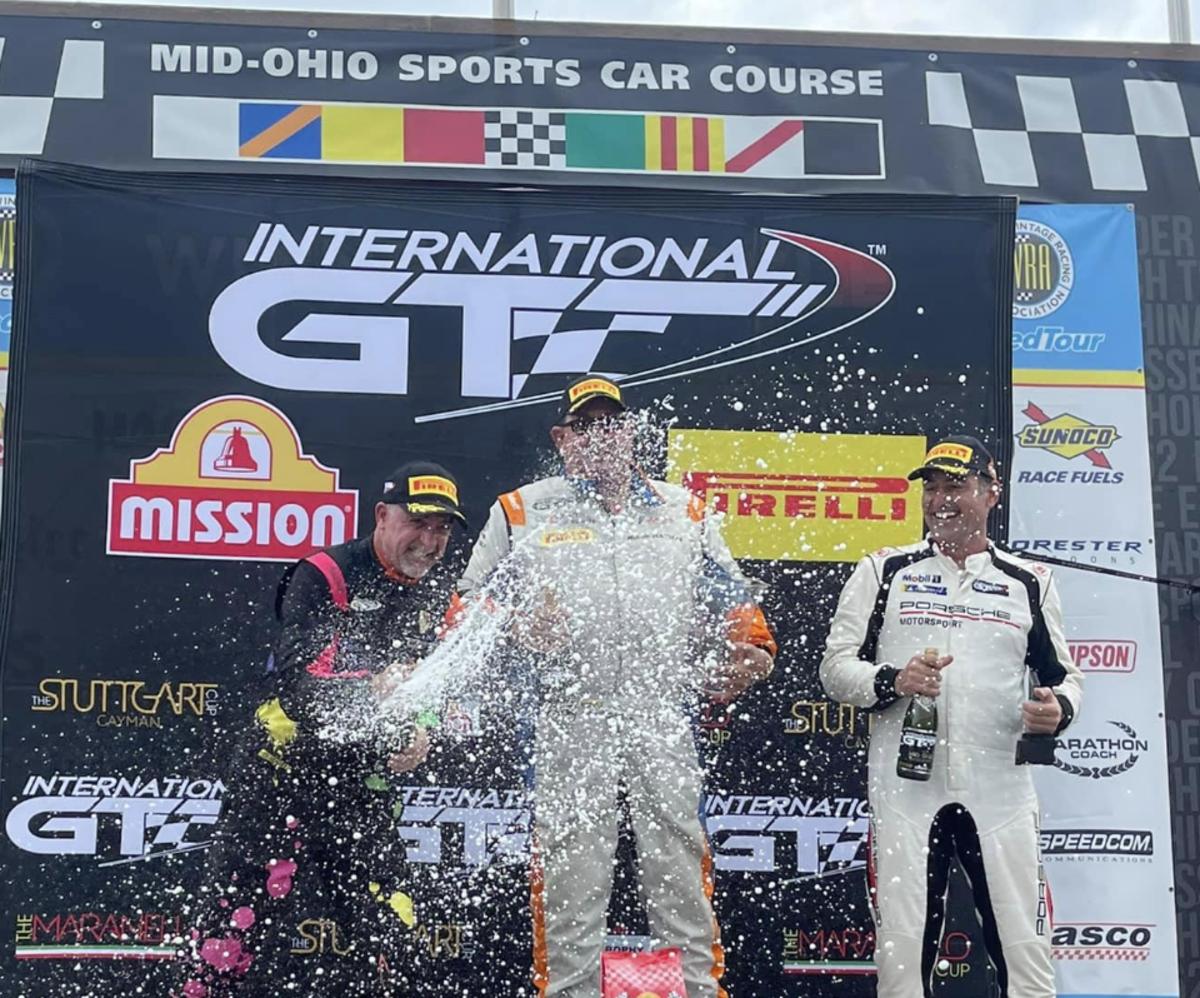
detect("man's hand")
[1022,687,1063,734]
[370,661,417,702]
[387,727,430,774]
[894,652,954,698]
[704,642,774,704]
[510,589,572,653]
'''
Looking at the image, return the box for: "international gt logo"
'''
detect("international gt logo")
[210,223,895,422]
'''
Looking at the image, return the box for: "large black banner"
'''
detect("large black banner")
[0,161,1013,995]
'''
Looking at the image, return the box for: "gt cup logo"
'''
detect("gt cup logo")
[4,774,225,866]
[211,223,895,422]
[1013,219,1073,319]
[1055,720,1147,779]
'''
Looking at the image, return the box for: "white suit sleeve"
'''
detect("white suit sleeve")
[819,555,900,709]
[1033,571,1083,732]
[458,499,512,597]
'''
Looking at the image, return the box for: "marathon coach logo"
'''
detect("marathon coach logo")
[667,428,925,561]
[1013,219,1073,320]
[1040,828,1153,862]
[4,774,225,865]
[106,395,358,562]
[15,910,182,961]
[1017,402,1120,469]
[1069,640,1137,674]
[1055,720,1147,779]
[208,223,895,422]
[1051,922,1153,962]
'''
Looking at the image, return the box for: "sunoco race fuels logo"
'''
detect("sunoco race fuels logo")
[210,224,895,422]
[1013,219,1073,319]
[106,395,358,562]
[1017,402,1119,469]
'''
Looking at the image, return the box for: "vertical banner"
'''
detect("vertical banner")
[0,177,12,503]
[1010,204,1176,997]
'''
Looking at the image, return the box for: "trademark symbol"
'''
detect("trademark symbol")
[868,244,887,256]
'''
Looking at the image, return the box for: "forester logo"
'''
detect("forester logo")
[106,395,358,562]
[1069,640,1137,674]
[209,223,895,422]
[1013,219,1073,319]
[4,774,225,865]
[1017,402,1119,468]
[668,429,925,562]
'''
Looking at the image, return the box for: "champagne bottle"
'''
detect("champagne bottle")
[896,647,940,782]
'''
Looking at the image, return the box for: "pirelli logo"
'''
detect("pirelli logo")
[667,429,926,562]
[682,472,908,521]
[408,475,458,503]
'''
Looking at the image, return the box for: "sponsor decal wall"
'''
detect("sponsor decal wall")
[0,162,1013,995]
[1009,204,1177,997]
[0,8,1190,997]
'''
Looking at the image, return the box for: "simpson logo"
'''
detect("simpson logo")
[4,774,225,865]
[667,429,925,562]
[540,528,595,546]
[1017,402,1119,468]
[1051,922,1152,961]
[1013,219,1073,320]
[409,475,458,503]
[209,224,895,423]
[1069,639,1137,673]
[106,395,358,562]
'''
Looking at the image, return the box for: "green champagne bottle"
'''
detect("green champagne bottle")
[896,648,939,782]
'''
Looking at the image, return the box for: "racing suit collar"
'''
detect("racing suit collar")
[929,538,993,575]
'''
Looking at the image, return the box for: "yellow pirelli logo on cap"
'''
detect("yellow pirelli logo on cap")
[568,378,621,406]
[926,443,972,464]
[408,475,458,504]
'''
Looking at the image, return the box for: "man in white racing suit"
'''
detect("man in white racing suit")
[456,375,777,998]
[820,435,1083,998]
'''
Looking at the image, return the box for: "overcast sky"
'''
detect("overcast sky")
[36,0,1181,44]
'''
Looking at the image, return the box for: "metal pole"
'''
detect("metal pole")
[492,0,515,19]
[1168,0,1192,43]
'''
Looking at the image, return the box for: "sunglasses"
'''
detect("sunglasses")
[563,412,630,434]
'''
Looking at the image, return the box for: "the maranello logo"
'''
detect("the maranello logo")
[209,223,895,422]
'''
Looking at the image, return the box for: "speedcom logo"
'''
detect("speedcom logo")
[210,223,895,422]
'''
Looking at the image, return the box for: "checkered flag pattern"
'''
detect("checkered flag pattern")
[823,821,869,869]
[927,70,1200,191]
[485,109,567,168]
